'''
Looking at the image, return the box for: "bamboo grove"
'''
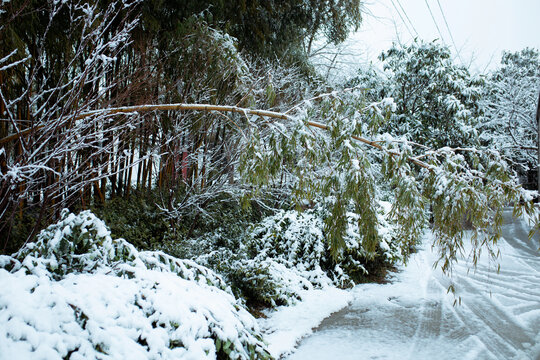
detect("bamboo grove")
[0,0,327,251]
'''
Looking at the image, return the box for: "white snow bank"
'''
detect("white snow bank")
[0,269,264,360]
[0,210,269,360]
[258,287,352,359]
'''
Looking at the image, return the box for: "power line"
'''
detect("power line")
[424,0,446,44]
[395,0,418,37]
[436,0,463,63]
[389,0,415,39]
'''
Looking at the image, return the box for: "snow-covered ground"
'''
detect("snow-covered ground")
[1,209,538,359]
[258,288,352,359]
[277,210,540,360]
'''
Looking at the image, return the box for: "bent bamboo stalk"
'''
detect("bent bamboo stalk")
[0,103,432,170]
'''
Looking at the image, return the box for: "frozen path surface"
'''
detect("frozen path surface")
[286,211,540,360]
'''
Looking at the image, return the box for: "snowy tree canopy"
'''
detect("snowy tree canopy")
[479,48,540,174]
[378,40,484,149]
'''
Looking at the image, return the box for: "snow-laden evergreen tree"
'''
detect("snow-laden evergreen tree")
[377,40,485,149]
[479,48,540,181]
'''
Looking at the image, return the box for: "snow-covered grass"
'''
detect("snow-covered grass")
[0,210,270,360]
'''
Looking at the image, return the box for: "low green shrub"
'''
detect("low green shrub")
[245,206,403,287]
[1,210,272,360]
[90,190,172,250]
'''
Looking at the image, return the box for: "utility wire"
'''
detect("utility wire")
[436,0,463,63]
[389,0,415,39]
[395,0,418,37]
[424,0,446,44]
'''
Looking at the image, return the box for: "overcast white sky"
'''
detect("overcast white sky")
[337,0,540,74]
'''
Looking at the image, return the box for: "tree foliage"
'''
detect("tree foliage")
[479,48,540,175]
[134,0,362,61]
[237,88,537,284]
[349,41,484,149]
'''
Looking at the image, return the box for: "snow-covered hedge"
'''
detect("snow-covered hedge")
[245,206,402,288]
[188,205,404,309]
[0,210,271,359]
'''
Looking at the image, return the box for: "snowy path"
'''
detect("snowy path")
[285,211,540,360]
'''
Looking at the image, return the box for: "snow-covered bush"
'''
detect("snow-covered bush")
[225,258,310,308]
[192,246,304,309]
[157,218,318,308]
[247,210,327,271]
[0,210,271,359]
[11,209,138,279]
[245,207,402,288]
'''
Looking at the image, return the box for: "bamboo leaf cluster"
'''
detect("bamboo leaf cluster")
[238,88,538,282]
